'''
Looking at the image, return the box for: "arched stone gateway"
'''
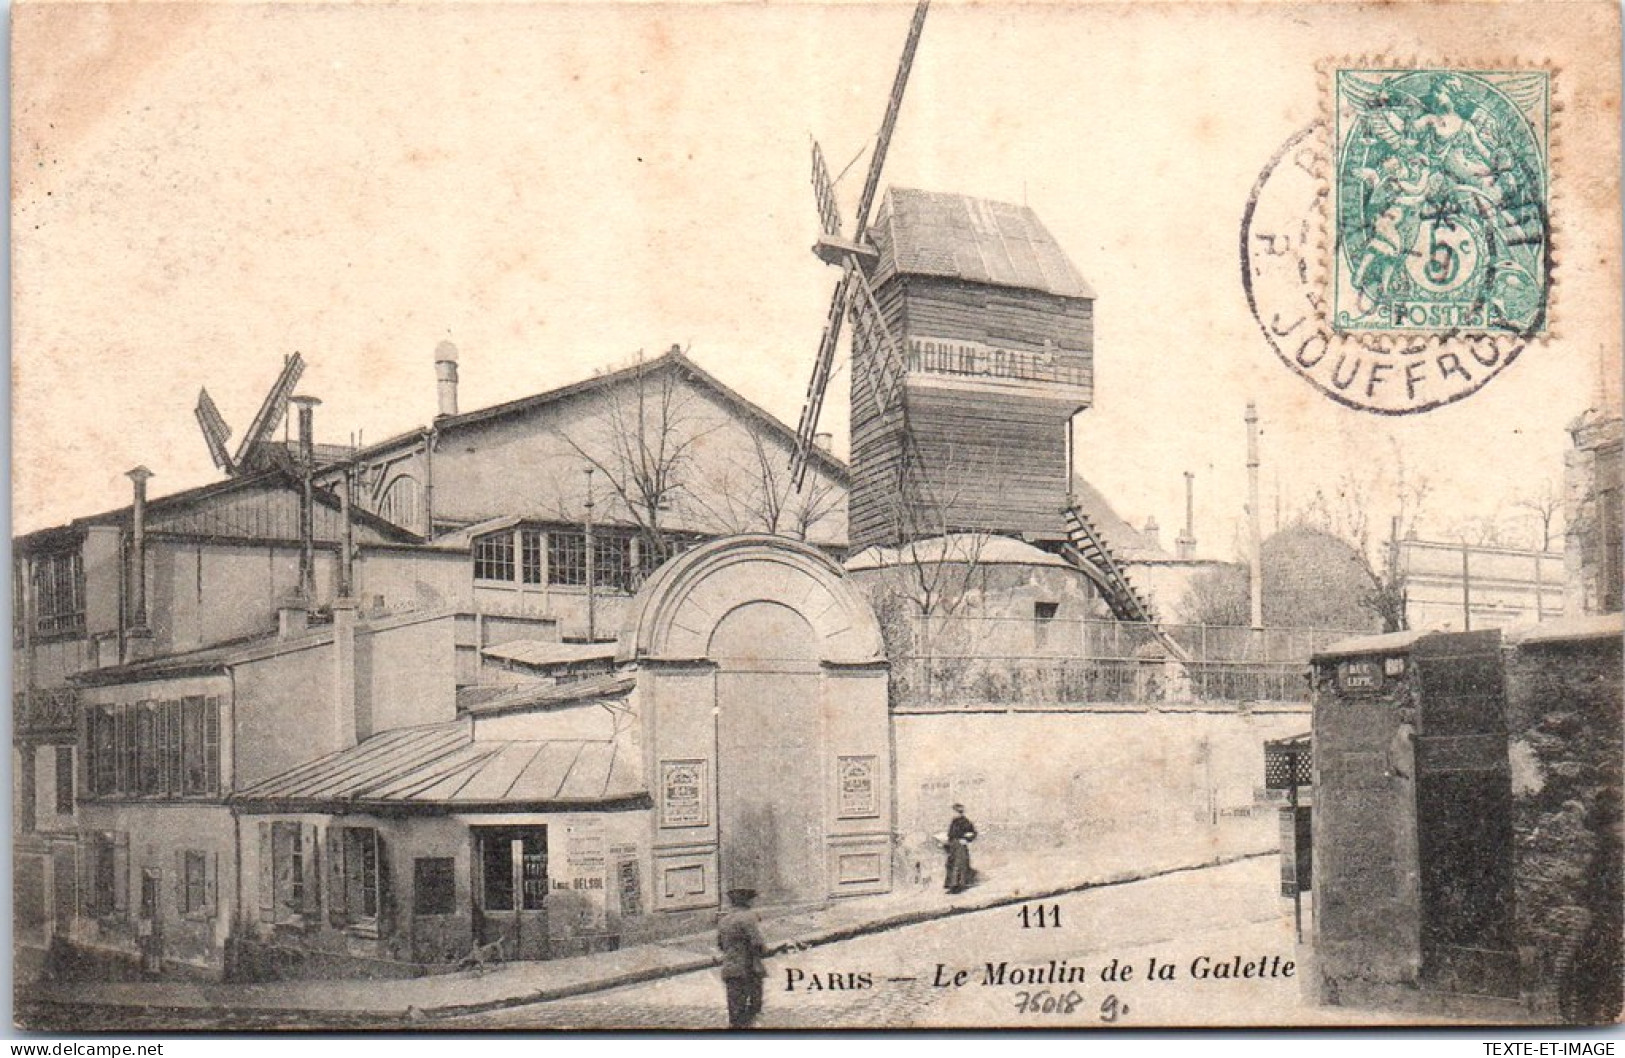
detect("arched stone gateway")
[619,536,892,910]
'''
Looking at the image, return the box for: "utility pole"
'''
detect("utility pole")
[1461,541,1473,631]
[1246,402,1263,631]
[584,467,597,643]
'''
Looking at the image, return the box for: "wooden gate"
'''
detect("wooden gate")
[1412,631,1517,998]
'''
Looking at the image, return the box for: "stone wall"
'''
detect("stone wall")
[891,705,1308,885]
[1504,625,1623,1022]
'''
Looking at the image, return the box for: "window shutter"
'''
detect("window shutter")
[376,833,395,936]
[204,697,221,795]
[205,852,219,919]
[300,822,321,922]
[257,822,274,923]
[78,836,96,917]
[327,825,348,927]
[174,849,186,915]
[112,832,129,919]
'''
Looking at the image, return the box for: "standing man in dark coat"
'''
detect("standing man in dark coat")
[944,803,977,893]
[717,886,768,1028]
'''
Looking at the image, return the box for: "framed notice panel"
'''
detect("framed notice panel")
[837,755,878,819]
[659,759,708,828]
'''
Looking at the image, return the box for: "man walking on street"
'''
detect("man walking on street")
[718,886,768,1028]
[944,803,977,894]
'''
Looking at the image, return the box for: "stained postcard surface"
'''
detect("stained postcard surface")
[11,0,1622,1033]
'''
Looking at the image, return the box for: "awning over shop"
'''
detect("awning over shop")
[233,719,646,813]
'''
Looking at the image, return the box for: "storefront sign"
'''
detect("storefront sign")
[660,759,708,827]
[837,755,878,818]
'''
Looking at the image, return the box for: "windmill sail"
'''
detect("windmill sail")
[233,352,306,472]
[790,0,929,489]
[194,387,235,473]
[812,140,843,241]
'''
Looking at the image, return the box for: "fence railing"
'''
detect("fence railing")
[886,616,1367,708]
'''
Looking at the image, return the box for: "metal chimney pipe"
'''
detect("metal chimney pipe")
[1177,471,1197,560]
[435,341,459,418]
[126,466,153,634]
[290,395,322,602]
[1246,403,1263,630]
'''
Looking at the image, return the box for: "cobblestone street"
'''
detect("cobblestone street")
[445,857,1423,1030]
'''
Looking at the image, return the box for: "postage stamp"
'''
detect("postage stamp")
[1242,64,1556,416]
[1332,69,1551,337]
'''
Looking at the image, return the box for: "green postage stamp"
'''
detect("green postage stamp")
[1333,69,1550,335]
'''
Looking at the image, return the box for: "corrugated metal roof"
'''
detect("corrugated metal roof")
[233,720,644,809]
[457,672,635,717]
[871,188,1095,299]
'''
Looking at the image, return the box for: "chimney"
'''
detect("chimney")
[435,341,459,418]
[333,596,361,749]
[1246,402,1263,630]
[289,395,322,604]
[125,466,154,659]
[277,596,310,638]
[1143,516,1161,551]
[1176,471,1198,560]
[814,432,833,454]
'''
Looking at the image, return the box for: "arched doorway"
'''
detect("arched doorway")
[619,535,893,913]
[710,601,823,904]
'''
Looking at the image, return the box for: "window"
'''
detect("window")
[260,820,319,926]
[473,531,515,582]
[86,697,220,800]
[81,831,128,920]
[326,825,387,930]
[548,531,588,587]
[413,857,456,916]
[33,551,84,637]
[182,850,208,915]
[520,529,545,584]
[1034,601,1060,621]
[548,530,637,591]
[54,746,73,815]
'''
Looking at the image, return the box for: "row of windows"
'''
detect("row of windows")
[473,528,642,592]
[260,822,456,929]
[80,831,221,922]
[85,697,221,800]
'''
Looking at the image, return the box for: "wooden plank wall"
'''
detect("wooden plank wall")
[848,273,1095,550]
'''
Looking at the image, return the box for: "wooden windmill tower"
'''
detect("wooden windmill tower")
[788,5,1179,639]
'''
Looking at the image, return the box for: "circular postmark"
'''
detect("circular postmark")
[1242,68,1551,415]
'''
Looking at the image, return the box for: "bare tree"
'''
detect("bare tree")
[1296,443,1431,632]
[1178,564,1251,627]
[553,352,718,569]
[689,423,844,543]
[1515,477,1565,552]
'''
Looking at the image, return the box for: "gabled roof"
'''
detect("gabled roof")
[870,188,1095,300]
[1069,476,1168,560]
[16,468,421,550]
[340,349,850,482]
[233,720,646,812]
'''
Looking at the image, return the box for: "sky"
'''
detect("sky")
[12,1,1621,557]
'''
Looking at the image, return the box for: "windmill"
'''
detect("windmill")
[789,0,929,497]
[193,352,306,477]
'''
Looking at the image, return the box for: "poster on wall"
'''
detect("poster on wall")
[659,759,708,828]
[837,755,877,819]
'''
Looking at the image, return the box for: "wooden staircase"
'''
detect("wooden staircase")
[1060,504,1192,664]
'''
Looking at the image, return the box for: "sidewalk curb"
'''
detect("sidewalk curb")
[21,847,1277,1028]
